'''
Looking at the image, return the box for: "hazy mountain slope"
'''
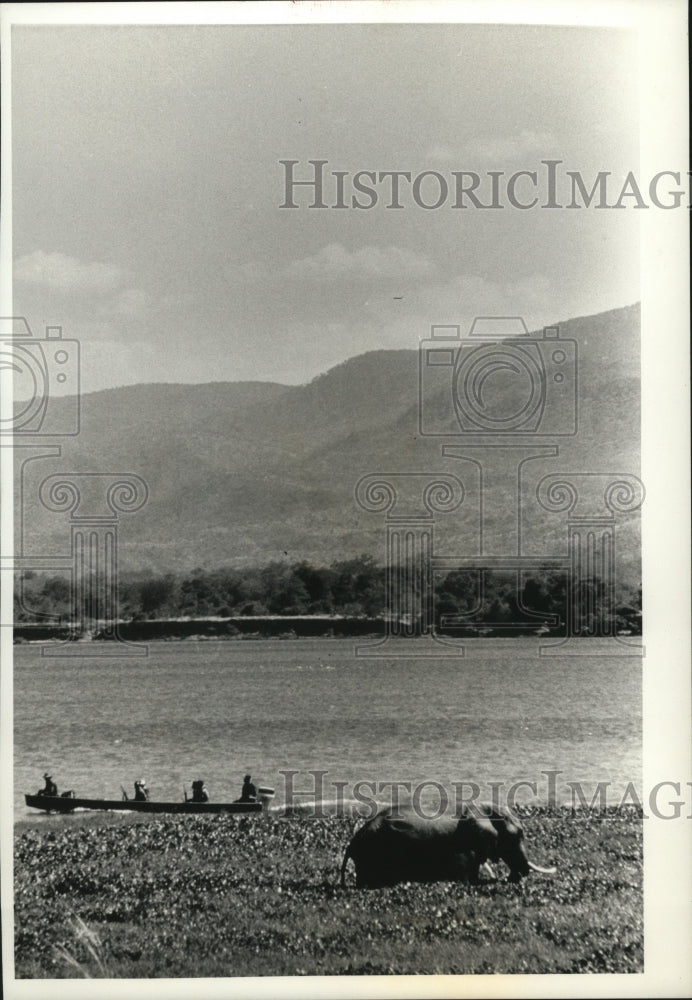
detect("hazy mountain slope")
[16,304,641,580]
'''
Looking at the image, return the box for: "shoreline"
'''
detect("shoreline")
[14,628,641,646]
[12,615,643,643]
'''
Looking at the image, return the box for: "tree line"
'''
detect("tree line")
[15,558,642,635]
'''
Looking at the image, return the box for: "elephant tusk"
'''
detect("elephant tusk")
[527,861,557,874]
[480,861,497,880]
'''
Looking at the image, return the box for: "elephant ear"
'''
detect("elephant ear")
[455,814,497,862]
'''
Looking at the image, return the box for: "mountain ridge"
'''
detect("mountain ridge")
[16,303,641,581]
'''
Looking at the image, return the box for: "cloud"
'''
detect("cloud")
[463,130,560,162]
[427,145,456,163]
[14,251,123,293]
[427,132,560,164]
[248,269,565,388]
[402,271,556,334]
[287,243,435,282]
[110,288,148,317]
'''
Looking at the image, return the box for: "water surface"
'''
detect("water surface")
[14,638,641,817]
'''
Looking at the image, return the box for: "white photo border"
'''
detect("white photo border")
[1,2,689,998]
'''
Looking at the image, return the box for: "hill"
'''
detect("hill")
[16,304,641,583]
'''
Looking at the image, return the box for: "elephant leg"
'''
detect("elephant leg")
[466,860,482,885]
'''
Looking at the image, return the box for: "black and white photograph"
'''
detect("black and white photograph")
[1,2,689,997]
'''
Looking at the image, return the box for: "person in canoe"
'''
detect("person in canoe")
[38,772,58,797]
[133,779,149,801]
[190,779,209,803]
[239,774,257,802]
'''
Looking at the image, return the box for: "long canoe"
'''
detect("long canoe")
[25,793,263,815]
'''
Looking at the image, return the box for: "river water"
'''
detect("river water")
[13,638,642,818]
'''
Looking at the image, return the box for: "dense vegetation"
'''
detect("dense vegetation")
[14,807,643,978]
[14,559,642,635]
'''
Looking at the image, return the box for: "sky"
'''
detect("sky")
[11,22,641,394]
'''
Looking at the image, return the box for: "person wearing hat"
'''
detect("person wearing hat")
[41,773,58,797]
[239,774,257,802]
[133,779,149,802]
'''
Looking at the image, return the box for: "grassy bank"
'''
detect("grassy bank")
[14,807,642,978]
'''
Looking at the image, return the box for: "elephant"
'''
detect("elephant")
[340,802,556,889]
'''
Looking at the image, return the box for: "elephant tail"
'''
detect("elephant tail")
[340,844,353,888]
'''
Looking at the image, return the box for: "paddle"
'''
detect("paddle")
[120,785,129,801]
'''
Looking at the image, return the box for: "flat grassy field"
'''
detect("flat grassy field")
[14,807,642,978]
